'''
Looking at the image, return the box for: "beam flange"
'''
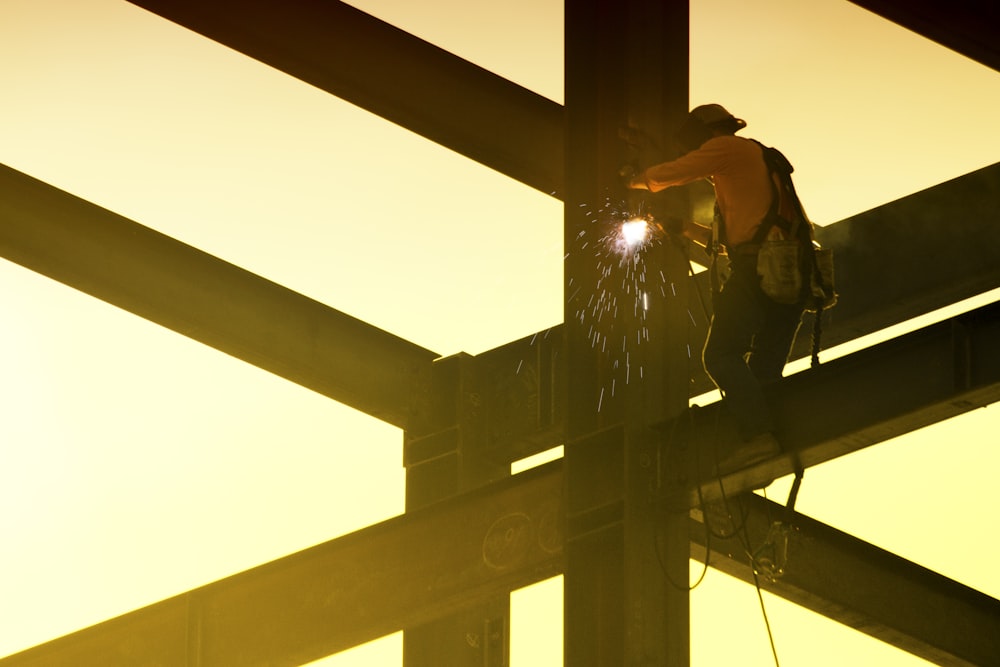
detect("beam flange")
[0,163,437,429]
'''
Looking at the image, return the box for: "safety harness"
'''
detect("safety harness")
[711,140,837,368]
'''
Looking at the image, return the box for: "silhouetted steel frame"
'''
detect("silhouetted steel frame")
[3,302,1000,664]
[0,0,997,664]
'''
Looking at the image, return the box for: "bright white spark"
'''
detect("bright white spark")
[620,218,649,248]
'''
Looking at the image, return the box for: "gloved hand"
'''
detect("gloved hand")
[618,163,639,188]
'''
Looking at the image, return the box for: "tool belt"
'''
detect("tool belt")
[755,240,836,312]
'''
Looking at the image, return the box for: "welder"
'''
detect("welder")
[625,104,804,467]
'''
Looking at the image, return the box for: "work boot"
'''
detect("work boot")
[718,431,781,474]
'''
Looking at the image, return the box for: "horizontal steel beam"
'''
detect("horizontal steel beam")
[678,300,1000,501]
[0,163,438,429]
[0,461,563,667]
[847,0,1000,73]
[126,0,565,198]
[690,493,1000,666]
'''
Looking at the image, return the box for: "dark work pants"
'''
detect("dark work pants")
[703,255,804,440]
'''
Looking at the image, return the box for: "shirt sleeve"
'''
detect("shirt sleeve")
[641,137,732,192]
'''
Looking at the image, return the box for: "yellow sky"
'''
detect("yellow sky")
[1,1,998,665]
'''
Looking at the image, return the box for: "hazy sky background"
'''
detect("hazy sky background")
[1,1,998,665]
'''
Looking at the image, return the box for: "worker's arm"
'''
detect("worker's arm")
[626,137,731,192]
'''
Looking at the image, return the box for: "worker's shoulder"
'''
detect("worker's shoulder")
[706,134,760,150]
[701,134,761,156]
[698,135,764,171]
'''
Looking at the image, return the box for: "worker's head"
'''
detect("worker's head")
[674,104,746,153]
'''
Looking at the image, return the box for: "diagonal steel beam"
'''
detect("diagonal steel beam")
[4,157,998,447]
[0,163,438,429]
[0,461,564,667]
[689,493,1000,666]
[483,161,1000,459]
[847,0,1000,73]
[8,305,1000,665]
[799,161,1000,358]
[9,389,1000,667]
[684,161,1000,395]
[126,0,565,198]
[676,300,1000,502]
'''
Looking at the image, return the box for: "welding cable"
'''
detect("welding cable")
[654,407,710,592]
[683,241,782,664]
[715,491,782,667]
[748,555,782,667]
[682,242,752,537]
[742,522,782,667]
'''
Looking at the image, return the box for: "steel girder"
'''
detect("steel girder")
[691,493,1000,667]
[650,161,1000,398]
[0,462,563,667]
[561,1,692,663]
[847,0,1000,73]
[5,303,1000,666]
[679,300,1000,502]
[125,1,1000,196]
[126,0,565,198]
[0,164,437,430]
[4,1,998,663]
[796,161,1000,361]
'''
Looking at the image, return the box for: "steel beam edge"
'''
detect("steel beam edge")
[847,0,1000,73]
[679,299,1000,503]
[0,163,438,430]
[126,0,565,198]
[0,460,564,667]
[9,454,995,666]
[689,493,1000,666]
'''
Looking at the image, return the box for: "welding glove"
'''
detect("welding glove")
[619,163,640,189]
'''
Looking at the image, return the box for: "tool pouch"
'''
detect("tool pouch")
[757,240,802,304]
[758,241,837,311]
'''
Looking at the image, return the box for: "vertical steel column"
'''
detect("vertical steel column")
[403,353,511,666]
[564,1,691,665]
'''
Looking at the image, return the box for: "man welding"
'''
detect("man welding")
[625,104,805,468]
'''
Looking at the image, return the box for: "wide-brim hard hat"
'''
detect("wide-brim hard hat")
[689,103,747,130]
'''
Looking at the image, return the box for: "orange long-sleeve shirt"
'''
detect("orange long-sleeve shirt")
[640,135,773,248]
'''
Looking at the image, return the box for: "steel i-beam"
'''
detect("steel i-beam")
[563,1,692,665]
